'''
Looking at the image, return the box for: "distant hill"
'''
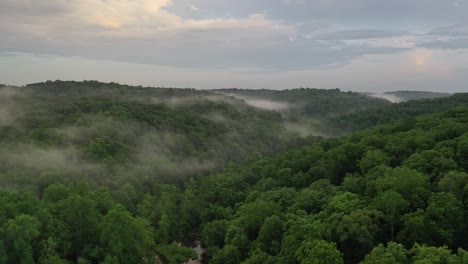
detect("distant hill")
[217,88,391,118]
[216,88,391,136]
[367,90,450,103]
[328,92,468,134]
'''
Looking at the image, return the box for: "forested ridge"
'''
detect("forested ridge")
[327,93,468,134]
[0,81,308,190]
[0,81,467,264]
[216,88,391,119]
[215,88,468,137]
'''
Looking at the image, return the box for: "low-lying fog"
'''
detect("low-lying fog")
[367,93,404,103]
[218,93,290,111]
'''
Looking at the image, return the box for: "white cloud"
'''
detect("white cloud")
[0,0,293,39]
[190,4,200,11]
[0,0,467,88]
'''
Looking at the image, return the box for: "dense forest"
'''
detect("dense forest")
[0,81,308,190]
[216,88,392,119]
[196,107,468,263]
[216,88,391,137]
[327,93,468,134]
[0,81,467,264]
[215,88,465,137]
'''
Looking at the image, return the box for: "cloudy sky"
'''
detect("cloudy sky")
[1,0,468,92]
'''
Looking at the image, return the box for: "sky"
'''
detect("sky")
[1,0,468,93]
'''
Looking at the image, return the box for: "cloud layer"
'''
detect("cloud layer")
[0,0,467,91]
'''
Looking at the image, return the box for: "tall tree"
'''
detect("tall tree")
[99,205,155,264]
[4,214,41,264]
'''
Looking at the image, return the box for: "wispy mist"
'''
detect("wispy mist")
[367,93,403,103]
[219,93,290,111]
[0,86,25,126]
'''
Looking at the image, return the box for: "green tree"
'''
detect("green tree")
[242,249,277,264]
[425,192,464,246]
[202,220,228,249]
[295,239,343,264]
[375,167,430,209]
[156,213,171,244]
[438,171,468,202]
[42,183,70,203]
[236,201,281,239]
[38,238,69,264]
[281,215,328,261]
[359,149,391,174]
[398,209,431,247]
[372,191,409,240]
[4,214,41,264]
[83,135,130,164]
[225,225,251,259]
[256,215,283,255]
[0,241,7,264]
[58,194,101,259]
[456,135,468,168]
[155,242,196,264]
[211,245,241,264]
[361,242,408,264]
[99,205,155,264]
[409,244,459,264]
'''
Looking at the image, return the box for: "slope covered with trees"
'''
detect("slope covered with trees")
[195,107,468,263]
[216,88,467,137]
[0,107,467,263]
[328,93,468,134]
[1,81,467,264]
[215,88,393,137]
[0,81,307,191]
[216,88,391,119]
[0,81,402,190]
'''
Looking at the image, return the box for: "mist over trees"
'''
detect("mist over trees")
[0,81,467,264]
[0,81,308,190]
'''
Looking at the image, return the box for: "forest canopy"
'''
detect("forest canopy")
[0,81,467,264]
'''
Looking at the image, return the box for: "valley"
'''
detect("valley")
[0,81,467,263]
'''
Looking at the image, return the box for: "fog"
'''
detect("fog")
[241,98,289,111]
[0,145,90,171]
[367,93,403,103]
[0,86,24,126]
[134,132,217,176]
[218,93,290,111]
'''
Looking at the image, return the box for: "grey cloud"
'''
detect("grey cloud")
[1,0,468,90]
[310,30,407,40]
[168,0,468,24]
[0,29,405,70]
[0,1,410,71]
[419,37,468,49]
[429,24,468,36]
[418,24,468,49]
[0,0,69,16]
[0,27,366,69]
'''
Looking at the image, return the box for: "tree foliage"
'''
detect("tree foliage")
[0,82,467,263]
